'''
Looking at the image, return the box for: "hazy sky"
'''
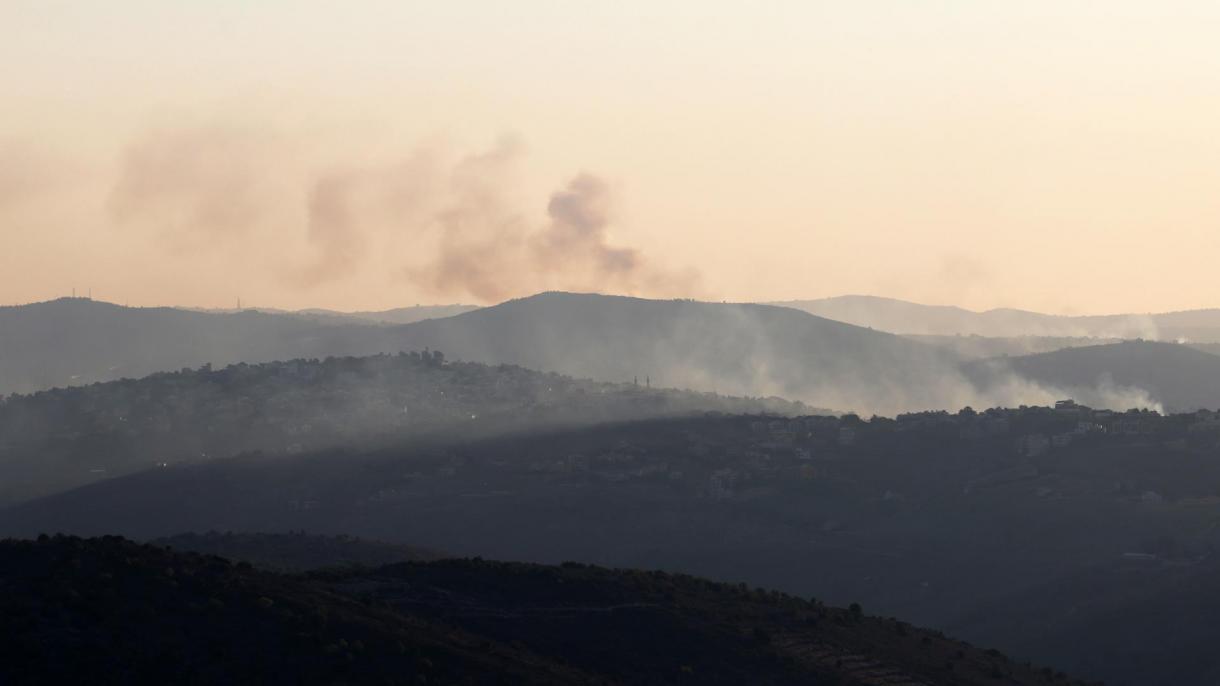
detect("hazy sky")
[3,1,1219,313]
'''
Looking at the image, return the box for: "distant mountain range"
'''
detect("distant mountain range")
[0,300,481,396]
[187,303,481,326]
[905,334,1124,360]
[774,294,1220,341]
[7,292,1220,414]
[381,293,968,415]
[0,294,961,414]
[0,298,387,394]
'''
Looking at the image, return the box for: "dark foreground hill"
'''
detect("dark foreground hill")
[950,555,1220,686]
[151,531,443,572]
[0,535,1082,686]
[0,298,488,396]
[971,340,1220,412]
[9,409,1220,684]
[0,352,808,506]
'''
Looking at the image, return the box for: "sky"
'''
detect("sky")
[2,1,1219,314]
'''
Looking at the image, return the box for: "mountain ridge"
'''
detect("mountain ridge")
[773,294,1220,340]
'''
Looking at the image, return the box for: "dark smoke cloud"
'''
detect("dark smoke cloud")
[535,173,639,277]
[407,138,698,302]
[100,124,695,301]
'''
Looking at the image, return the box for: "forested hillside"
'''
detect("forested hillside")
[0,535,1087,686]
[0,351,809,505]
[11,406,1220,685]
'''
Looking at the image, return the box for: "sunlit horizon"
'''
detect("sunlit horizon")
[6,2,1220,314]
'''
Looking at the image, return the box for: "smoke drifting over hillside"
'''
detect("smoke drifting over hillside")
[0,293,1181,416]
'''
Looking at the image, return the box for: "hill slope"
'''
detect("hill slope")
[5,292,1162,414]
[949,556,1220,686]
[9,410,1219,684]
[0,298,406,395]
[972,340,1220,412]
[906,334,1122,360]
[188,304,482,326]
[0,352,807,506]
[773,295,1000,336]
[383,292,971,415]
[1,294,960,414]
[776,295,1220,341]
[151,531,443,572]
[296,304,480,325]
[0,535,1082,686]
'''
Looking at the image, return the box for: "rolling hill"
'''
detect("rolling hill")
[775,295,1220,341]
[1,292,968,414]
[0,352,808,506]
[971,340,1220,412]
[7,409,1216,684]
[948,555,1220,686]
[187,303,482,326]
[905,334,1122,360]
[151,531,442,572]
[382,292,971,415]
[10,292,1190,415]
[0,534,1083,685]
[0,298,402,395]
[295,304,480,325]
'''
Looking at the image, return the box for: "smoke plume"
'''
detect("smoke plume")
[297,172,365,284]
[109,126,276,252]
[403,138,698,301]
[99,125,697,301]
